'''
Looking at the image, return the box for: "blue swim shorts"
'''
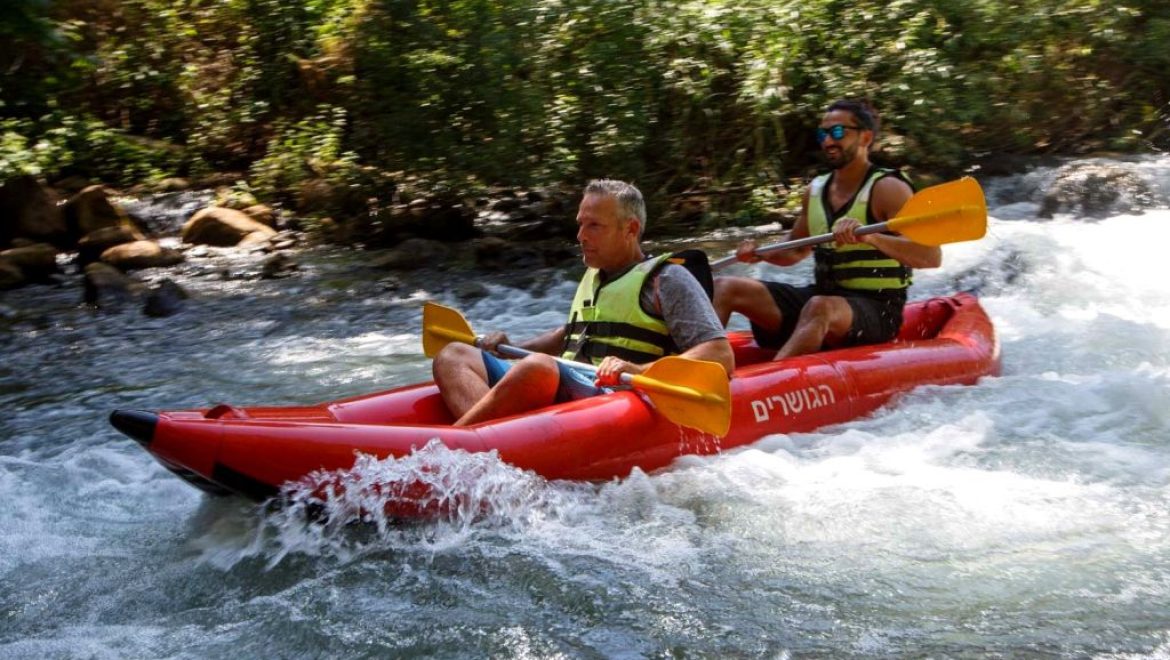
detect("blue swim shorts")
[481,351,609,403]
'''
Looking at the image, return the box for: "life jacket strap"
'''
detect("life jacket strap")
[563,320,679,353]
[574,340,666,364]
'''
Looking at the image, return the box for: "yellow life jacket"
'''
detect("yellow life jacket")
[807,167,911,292]
[561,254,677,364]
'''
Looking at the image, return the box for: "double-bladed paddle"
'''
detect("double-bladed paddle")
[422,302,732,436]
[710,176,987,269]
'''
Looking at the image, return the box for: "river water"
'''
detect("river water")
[2,157,1169,658]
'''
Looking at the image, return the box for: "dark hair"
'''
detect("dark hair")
[827,99,879,135]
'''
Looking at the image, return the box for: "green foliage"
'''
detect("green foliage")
[0,113,184,185]
[2,0,1167,232]
[1,119,58,178]
[250,104,356,201]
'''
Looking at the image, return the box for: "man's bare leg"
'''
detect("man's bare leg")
[774,295,853,360]
[713,276,784,329]
[432,342,493,419]
[453,354,560,426]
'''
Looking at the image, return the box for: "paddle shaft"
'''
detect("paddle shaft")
[493,344,714,403]
[422,311,717,404]
[702,205,959,267]
[709,178,986,270]
[710,221,890,269]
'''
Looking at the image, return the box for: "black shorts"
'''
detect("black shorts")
[750,282,906,349]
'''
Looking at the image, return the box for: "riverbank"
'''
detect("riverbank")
[2,152,1166,325]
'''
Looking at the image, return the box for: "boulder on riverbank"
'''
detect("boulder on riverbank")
[83,262,146,307]
[0,176,67,247]
[101,240,185,270]
[0,257,23,289]
[370,237,452,271]
[182,207,278,246]
[78,225,149,265]
[1039,162,1153,218]
[242,204,278,228]
[143,278,189,317]
[0,243,59,283]
[62,185,141,243]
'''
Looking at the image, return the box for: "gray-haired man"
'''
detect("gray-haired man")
[432,179,734,425]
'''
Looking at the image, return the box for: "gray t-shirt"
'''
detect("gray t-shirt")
[638,262,727,353]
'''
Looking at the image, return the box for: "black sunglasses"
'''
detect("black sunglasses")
[816,124,863,143]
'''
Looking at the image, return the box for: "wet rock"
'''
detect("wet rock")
[0,243,59,282]
[182,207,278,246]
[0,175,66,247]
[472,236,509,263]
[370,238,450,271]
[100,240,185,270]
[379,275,404,293]
[472,237,544,271]
[238,231,275,249]
[83,262,145,307]
[271,236,299,251]
[62,185,135,243]
[452,281,489,300]
[78,225,148,265]
[1039,162,1153,218]
[949,248,1030,296]
[143,278,188,317]
[0,257,24,289]
[242,204,278,228]
[259,253,298,279]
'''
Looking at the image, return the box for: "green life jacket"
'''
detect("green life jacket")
[562,254,677,365]
[808,167,912,292]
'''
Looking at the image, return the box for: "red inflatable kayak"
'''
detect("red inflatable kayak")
[110,292,999,513]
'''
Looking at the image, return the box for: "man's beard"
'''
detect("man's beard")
[824,144,857,170]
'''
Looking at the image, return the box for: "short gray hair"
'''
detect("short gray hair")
[585,179,646,238]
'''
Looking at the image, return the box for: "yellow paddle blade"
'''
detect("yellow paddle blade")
[632,356,732,436]
[888,176,987,246]
[422,301,478,357]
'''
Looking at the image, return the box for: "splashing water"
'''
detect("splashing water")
[256,441,582,565]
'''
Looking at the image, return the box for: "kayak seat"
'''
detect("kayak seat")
[897,296,957,341]
[727,296,960,367]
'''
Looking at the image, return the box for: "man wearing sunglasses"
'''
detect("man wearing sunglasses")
[713,99,942,359]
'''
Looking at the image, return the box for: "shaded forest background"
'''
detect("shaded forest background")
[2,0,1168,235]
